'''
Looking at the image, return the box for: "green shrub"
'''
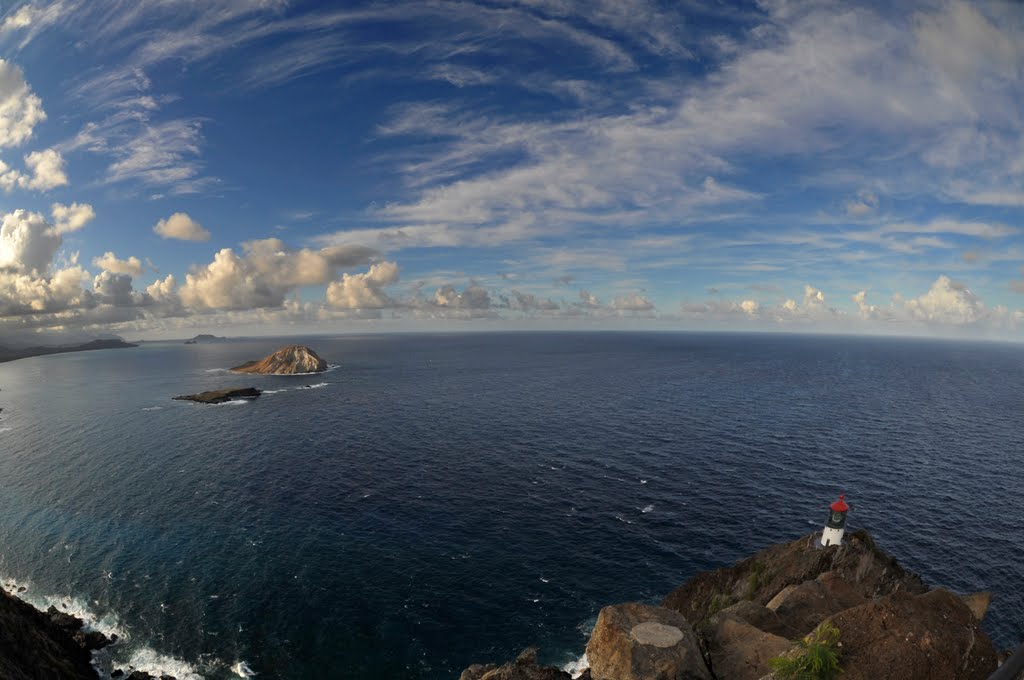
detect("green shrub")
[769,621,842,680]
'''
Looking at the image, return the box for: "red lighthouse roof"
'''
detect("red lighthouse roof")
[830,494,849,512]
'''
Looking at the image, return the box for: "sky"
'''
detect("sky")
[0,0,1022,342]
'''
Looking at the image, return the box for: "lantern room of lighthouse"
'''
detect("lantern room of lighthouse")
[820,494,849,547]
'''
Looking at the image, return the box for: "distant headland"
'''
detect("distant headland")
[183,334,228,344]
[230,344,327,375]
[0,338,137,364]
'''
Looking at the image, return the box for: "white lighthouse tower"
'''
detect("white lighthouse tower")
[820,494,850,547]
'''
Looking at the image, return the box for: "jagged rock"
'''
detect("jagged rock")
[766,571,867,636]
[662,530,925,625]
[230,345,327,375]
[961,592,992,621]
[111,671,124,678]
[0,589,97,680]
[173,387,262,404]
[706,615,792,680]
[459,647,570,680]
[709,600,794,641]
[826,588,997,680]
[585,602,712,680]
[47,605,84,633]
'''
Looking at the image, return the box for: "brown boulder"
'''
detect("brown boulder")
[706,614,792,680]
[585,602,711,680]
[827,588,997,680]
[711,600,794,639]
[960,592,992,622]
[765,571,867,637]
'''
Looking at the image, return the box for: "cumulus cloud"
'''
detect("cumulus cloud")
[506,290,560,312]
[0,209,61,274]
[92,251,144,276]
[153,212,211,241]
[610,293,654,312]
[0,149,69,192]
[179,238,377,310]
[51,202,95,234]
[433,283,491,309]
[903,275,985,325]
[0,59,45,148]
[326,261,399,309]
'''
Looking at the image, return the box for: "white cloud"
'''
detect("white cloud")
[433,283,491,309]
[610,293,654,312]
[92,251,144,276]
[903,275,985,324]
[0,59,44,148]
[179,238,377,310]
[153,212,211,241]
[0,149,68,192]
[0,209,60,274]
[23,148,67,189]
[325,261,399,309]
[51,202,95,234]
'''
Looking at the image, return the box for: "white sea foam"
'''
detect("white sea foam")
[232,660,257,677]
[562,653,589,678]
[261,389,287,394]
[123,647,204,680]
[2,575,216,680]
[141,406,163,411]
[212,399,251,407]
[298,382,329,389]
[641,504,654,513]
[0,427,12,433]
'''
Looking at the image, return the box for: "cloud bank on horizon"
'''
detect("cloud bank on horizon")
[0,0,1022,342]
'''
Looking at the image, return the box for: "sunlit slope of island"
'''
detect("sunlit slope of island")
[229,345,327,375]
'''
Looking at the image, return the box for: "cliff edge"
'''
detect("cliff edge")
[230,345,327,375]
[462,530,1001,680]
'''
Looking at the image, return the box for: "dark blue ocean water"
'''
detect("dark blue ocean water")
[0,332,1022,679]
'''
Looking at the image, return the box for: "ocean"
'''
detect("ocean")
[0,332,1021,679]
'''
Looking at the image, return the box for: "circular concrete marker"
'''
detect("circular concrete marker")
[630,621,685,648]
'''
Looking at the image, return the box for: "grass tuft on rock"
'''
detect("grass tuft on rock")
[769,621,842,680]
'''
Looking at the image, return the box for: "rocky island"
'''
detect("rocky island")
[172,387,262,404]
[462,529,1010,680]
[183,334,228,344]
[230,344,327,375]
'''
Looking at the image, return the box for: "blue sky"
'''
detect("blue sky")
[0,0,1022,341]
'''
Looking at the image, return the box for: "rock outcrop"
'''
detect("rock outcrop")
[0,588,110,680]
[173,387,262,404]
[230,345,327,375]
[461,529,1000,680]
[460,647,571,680]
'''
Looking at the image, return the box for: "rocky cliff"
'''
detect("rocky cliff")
[462,530,1005,680]
[0,588,110,680]
[230,344,327,374]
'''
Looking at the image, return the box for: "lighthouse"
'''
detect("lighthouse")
[820,494,849,547]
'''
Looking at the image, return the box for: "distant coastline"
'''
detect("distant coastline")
[0,339,137,364]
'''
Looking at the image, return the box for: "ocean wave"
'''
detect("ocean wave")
[0,427,12,434]
[211,399,251,407]
[641,504,654,513]
[232,660,257,677]
[141,406,163,412]
[1,575,233,680]
[562,653,589,678]
[297,383,329,389]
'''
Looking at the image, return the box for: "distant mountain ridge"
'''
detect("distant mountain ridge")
[0,339,137,364]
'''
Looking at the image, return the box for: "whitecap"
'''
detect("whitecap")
[122,647,204,680]
[260,389,286,395]
[141,406,163,411]
[562,653,589,678]
[641,504,654,513]
[232,660,257,677]
[0,427,12,434]
[297,382,329,390]
[211,400,250,407]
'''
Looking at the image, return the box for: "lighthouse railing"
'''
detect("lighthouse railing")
[988,642,1024,680]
